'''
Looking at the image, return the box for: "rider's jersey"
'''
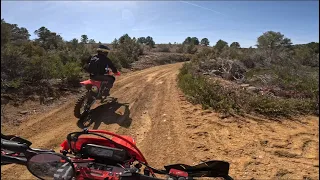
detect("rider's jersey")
[86,53,118,75]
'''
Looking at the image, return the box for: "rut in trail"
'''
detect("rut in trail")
[1,63,318,180]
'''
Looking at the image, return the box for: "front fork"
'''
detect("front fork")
[84,91,96,112]
[99,82,109,96]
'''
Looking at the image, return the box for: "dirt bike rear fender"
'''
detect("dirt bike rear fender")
[80,80,101,88]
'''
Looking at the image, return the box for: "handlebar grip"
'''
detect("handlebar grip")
[1,133,15,140]
[1,139,29,153]
[1,134,32,146]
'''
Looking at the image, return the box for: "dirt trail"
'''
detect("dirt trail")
[1,63,319,180]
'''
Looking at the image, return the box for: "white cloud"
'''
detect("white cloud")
[179,1,225,15]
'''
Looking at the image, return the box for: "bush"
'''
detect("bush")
[0,20,98,95]
[249,95,315,117]
[197,58,246,81]
[108,51,125,70]
[175,44,197,54]
[154,54,190,65]
[1,20,148,99]
[244,64,319,99]
[110,36,143,68]
[178,31,319,117]
[62,61,82,83]
[176,45,184,53]
[178,63,318,117]
[157,44,170,52]
[1,44,28,82]
[184,44,198,54]
[193,47,216,61]
[294,46,319,67]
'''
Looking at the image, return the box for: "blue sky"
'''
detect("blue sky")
[1,1,319,47]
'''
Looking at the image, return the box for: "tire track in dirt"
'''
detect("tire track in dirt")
[1,63,187,179]
[9,65,179,180]
[174,92,319,179]
[1,63,319,180]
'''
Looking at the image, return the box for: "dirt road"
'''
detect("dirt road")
[1,63,319,179]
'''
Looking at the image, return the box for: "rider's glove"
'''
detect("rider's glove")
[114,72,121,76]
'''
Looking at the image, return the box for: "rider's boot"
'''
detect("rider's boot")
[103,88,110,97]
[100,82,111,103]
[99,82,107,97]
[100,88,110,103]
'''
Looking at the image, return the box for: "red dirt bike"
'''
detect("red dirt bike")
[1,129,233,180]
[74,71,120,123]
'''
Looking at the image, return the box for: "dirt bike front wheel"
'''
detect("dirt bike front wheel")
[74,93,94,119]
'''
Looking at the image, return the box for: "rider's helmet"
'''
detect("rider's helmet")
[97,45,110,56]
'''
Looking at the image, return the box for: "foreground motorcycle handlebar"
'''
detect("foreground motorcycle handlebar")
[1,137,54,166]
[1,139,29,153]
[1,130,233,180]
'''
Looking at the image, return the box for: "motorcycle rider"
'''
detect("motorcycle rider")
[84,45,120,97]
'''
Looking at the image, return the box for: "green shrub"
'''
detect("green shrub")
[1,20,146,98]
[249,96,315,117]
[176,45,184,53]
[157,44,170,52]
[1,44,28,81]
[108,51,125,70]
[294,46,319,67]
[62,61,82,83]
[154,54,190,65]
[184,44,198,54]
[175,44,197,54]
[178,31,319,117]
[178,63,318,117]
[111,35,143,68]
